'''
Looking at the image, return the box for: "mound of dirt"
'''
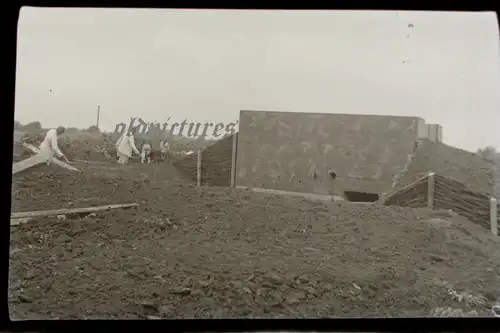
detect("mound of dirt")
[174,135,234,187]
[9,163,500,319]
[397,140,495,196]
[11,162,188,212]
[19,130,116,162]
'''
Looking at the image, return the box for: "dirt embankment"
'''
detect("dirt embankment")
[386,141,499,233]
[9,163,500,319]
[11,162,187,212]
[385,173,499,234]
[174,135,234,187]
[397,140,495,196]
[19,130,116,162]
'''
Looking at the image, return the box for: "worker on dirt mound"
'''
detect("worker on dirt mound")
[160,139,169,160]
[39,126,70,165]
[328,169,337,201]
[116,126,140,164]
[141,139,152,163]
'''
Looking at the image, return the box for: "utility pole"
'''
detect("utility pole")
[96,105,100,129]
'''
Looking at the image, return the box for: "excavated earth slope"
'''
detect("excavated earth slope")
[173,135,233,187]
[396,140,495,196]
[9,163,500,319]
[19,130,115,162]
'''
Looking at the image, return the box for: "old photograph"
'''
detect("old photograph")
[10,8,500,319]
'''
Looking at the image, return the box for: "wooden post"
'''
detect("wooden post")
[427,173,435,209]
[196,149,202,187]
[96,105,100,129]
[230,133,238,187]
[490,197,498,236]
[379,192,386,204]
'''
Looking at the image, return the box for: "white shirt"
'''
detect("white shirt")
[117,133,140,157]
[160,142,169,152]
[39,129,63,157]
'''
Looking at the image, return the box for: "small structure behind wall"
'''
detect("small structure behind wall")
[416,118,443,143]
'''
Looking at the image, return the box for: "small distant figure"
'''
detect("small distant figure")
[160,140,169,160]
[116,127,140,164]
[39,126,69,165]
[141,140,152,164]
[328,169,337,201]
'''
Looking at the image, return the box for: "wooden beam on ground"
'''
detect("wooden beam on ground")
[10,218,31,226]
[11,203,139,220]
[22,143,80,172]
[12,154,48,175]
[71,159,108,164]
[235,186,345,202]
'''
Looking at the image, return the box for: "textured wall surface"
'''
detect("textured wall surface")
[235,110,420,195]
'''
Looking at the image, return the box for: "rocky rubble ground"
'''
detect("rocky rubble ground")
[9,163,500,319]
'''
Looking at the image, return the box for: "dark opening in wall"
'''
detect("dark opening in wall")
[344,191,379,203]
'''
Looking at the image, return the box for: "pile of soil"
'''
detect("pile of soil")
[19,130,116,162]
[11,162,187,212]
[397,140,495,196]
[174,135,234,187]
[9,163,500,319]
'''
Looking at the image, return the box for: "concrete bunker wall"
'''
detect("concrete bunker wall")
[235,110,420,196]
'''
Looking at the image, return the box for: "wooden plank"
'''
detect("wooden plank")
[230,133,238,187]
[235,186,345,202]
[427,173,435,209]
[22,143,80,172]
[384,172,434,203]
[10,218,31,226]
[71,159,108,164]
[11,203,139,219]
[12,154,48,175]
[196,149,202,187]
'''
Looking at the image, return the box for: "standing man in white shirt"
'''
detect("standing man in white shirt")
[141,139,152,164]
[39,126,69,166]
[159,139,169,160]
[116,127,140,164]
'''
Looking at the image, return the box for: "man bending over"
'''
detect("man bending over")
[39,126,69,165]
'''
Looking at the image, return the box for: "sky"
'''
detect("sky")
[15,8,500,151]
